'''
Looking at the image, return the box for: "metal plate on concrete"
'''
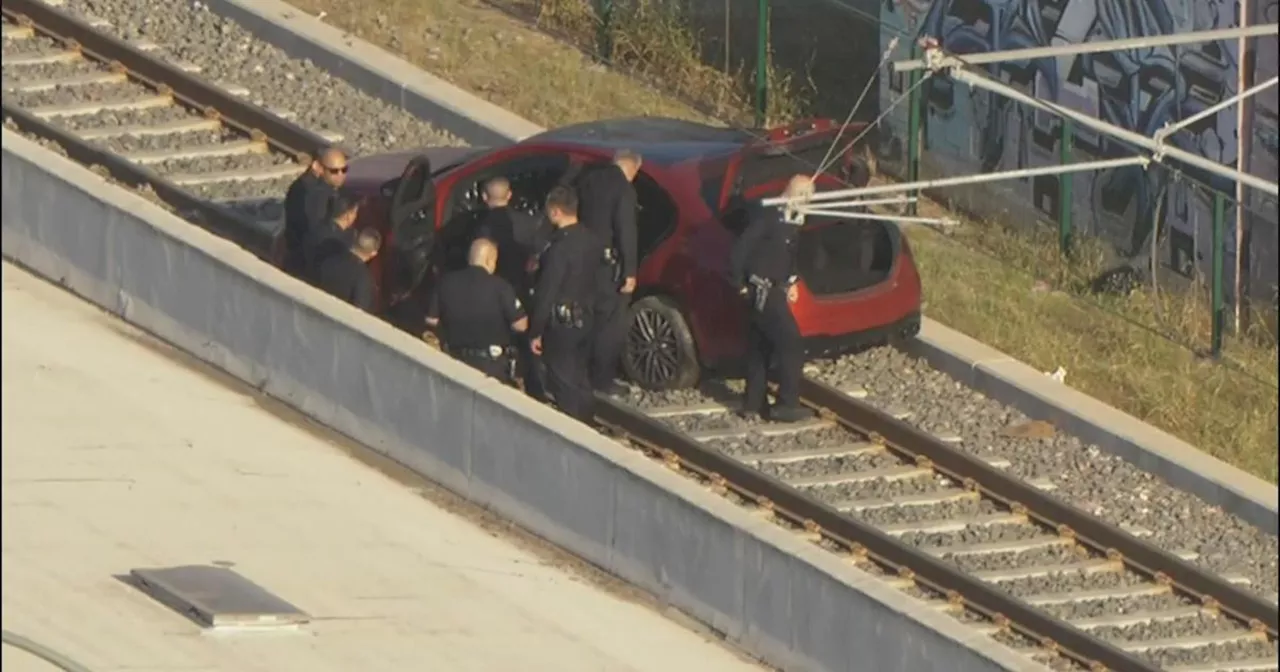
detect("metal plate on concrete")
[130,565,309,630]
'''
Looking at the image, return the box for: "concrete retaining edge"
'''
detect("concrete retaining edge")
[2,131,1036,672]
[200,0,1277,534]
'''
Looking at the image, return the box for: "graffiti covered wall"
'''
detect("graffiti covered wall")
[877,0,1279,303]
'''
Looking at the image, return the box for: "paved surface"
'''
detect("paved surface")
[0,262,763,672]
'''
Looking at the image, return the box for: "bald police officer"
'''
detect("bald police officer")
[426,238,529,384]
[474,177,547,399]
[728,175,814,424]
[282,146,348,279]
[314,226,382,313]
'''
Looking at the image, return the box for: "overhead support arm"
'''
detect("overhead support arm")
[940,66,1279,197]
[761,157,1150,207]
[1155,76,1279,143]
[893,24,1280,73]
[794,209,958,227]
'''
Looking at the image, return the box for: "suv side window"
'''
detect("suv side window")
[438,152,572,271]
[634,171,678,261]
[445,153,573,221]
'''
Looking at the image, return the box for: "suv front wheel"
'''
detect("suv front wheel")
[621,295,700,391]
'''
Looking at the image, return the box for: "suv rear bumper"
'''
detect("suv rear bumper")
[802,311,921,359]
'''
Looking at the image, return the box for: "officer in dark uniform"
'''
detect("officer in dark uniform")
[282,146,348,278]
[529,185,601,423]
[728,175,815,424]
[313,227,382,313]
[303,197,360,280]
[473,177,546,398]
[574,149,641,396]
[426,237,529,384]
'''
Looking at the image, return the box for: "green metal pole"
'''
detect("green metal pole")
[1211,191,1226,358]
[1058,120,1074,256]
[905,43,922,216]
[597,0,614,63]
[754,0,769,127]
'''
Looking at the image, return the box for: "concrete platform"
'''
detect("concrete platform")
[0,262,763,672]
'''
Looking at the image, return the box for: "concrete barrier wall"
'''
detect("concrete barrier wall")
[1,131,1033,672]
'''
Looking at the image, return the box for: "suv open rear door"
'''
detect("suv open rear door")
[725,119,870,208]
[719,120,896,299]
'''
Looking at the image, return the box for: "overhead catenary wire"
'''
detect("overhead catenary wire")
[812,67,936,181]
[810,36,900,181]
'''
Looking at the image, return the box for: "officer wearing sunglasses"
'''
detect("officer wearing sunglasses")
[282,146,350,280]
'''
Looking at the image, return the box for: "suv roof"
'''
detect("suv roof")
[528,117,756,166]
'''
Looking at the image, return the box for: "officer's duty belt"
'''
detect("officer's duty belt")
[453,345,514,360]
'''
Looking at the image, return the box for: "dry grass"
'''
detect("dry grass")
[283,0,1277,482]
[286,0,802,127]
[902,196,1278,482]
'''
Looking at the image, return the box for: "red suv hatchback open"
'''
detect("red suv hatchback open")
[336,117,922,390]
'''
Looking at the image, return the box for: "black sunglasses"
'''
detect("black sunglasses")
[324,165,349,175]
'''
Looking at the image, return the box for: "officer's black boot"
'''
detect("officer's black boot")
[595,380,628,397]
[767,342,810,423]
[767,404,812,423]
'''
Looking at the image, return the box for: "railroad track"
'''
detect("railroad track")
[595,378,1279,672]
[1,0,333,257]
[5,3,1276,670]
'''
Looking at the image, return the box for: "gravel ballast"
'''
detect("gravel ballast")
[3,0,463,220]
[7,1,1276,667]
[60,0,463,155]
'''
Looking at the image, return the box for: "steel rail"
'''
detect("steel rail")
[4,0,332,163]
[1,0,338,258]
[800,377,1280,638]
[592,394,1158,672]
[2,102,276,256]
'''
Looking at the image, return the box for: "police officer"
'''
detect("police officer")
[529,185,601,423]
[314,227,382,313]
[575,149,641,395]
[426,238,529,384]
[304,196,360,280]
[728,175,814,424]
[282,146,348,279]
[474,177,547,398]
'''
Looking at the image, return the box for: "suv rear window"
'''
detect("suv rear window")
[736,143,831,193]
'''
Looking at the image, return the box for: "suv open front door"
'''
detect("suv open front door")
[382,155,437,323]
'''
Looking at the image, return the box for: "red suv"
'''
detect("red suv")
[337,117,922,390]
